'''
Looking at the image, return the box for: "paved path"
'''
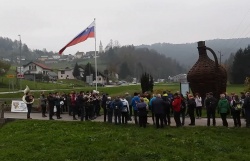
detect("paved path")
[3,112,245,127]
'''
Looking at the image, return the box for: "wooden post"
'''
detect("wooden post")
[0,101,4,119]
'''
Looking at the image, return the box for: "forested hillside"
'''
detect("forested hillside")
[100,46,185,80]
[0,37,56,63]
[137,38,250,67]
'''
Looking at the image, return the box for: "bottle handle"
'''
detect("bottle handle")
[205,47,219,67]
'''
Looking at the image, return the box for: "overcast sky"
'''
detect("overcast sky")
[1,0,250,55]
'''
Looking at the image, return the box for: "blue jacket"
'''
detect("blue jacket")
[131,96,140,110]
[112,99,123,110]
[149,97,156,106]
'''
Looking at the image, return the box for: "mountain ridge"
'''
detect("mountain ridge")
[136,37,250,67]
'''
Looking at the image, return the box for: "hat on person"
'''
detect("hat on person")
[188,94,194,98]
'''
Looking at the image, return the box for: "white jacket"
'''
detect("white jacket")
[120,98,129,112]
[195,97,202,107]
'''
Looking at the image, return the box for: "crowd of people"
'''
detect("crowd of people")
[25,90,250,128]
[39,91,102,121]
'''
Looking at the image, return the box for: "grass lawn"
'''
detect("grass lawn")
[0,83,246,105]
[0,120,250,161]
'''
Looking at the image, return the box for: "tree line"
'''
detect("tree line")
[0,37,56,63]
[100,45,185,81]
[224,45,250,84]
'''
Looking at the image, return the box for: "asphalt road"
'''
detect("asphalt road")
[4,112,246,127]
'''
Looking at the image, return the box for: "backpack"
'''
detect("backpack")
[106,101,112,109]
[113,101,120,110]
[162,96,170,107]
[209,98,217,108]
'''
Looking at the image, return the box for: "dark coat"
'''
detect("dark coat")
[205,97,217,109]
[187,98,196,110]
[152,97,166,114]
[137,102,147,116]
[47,95,55,107]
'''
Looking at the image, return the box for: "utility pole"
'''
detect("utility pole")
[218,51,223,65]
[18,35,22,90]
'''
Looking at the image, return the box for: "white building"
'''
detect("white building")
[52,55,61,59]
[22,62,52,75]
[75,51,84,59]
[171,74,187,83]
[93,75,106,85]
[58,67,75,79]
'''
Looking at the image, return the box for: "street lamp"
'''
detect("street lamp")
[18,35,22,89]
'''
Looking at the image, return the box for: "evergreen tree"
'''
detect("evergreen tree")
[72,62,80,79]
[119,62,131,79]
[0,60,11,76]
[140,72,154,93]
[83,62,95,81]
[231,46,250,84]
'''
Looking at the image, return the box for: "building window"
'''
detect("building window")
[61,71,65,74]
[29,65,37,71]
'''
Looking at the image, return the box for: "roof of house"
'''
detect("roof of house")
[58,67,73,71]
[23,62,52,70]
[47,71,58,77]
[75,51,84,55]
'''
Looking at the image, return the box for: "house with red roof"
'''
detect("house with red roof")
[19,62,58,81]
[22,62,52,75]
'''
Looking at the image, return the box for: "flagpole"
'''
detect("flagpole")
[94,18,97,91]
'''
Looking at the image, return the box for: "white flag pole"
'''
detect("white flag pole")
[94,18,98,91]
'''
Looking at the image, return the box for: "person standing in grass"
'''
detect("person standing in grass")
[162,91,171,126]
[25,92,34,119]
[101,93,108,122]
[149,94,156,125]
[143,93,150,124]
[137,98,148,128]
[112,97,123,125]
[120,96,129,124]
[131,92,140,124]
[243,92,250,128]
[195,93,202,119]
[70,91,77,120]
[230,95,242,127]
[68,93,72,116]
[125,92,133,117]
[240,92,246,118]
[77,91,85,121]
[40,92,47,117]
[205,92,217,126]
[106,97,113,123]
[218,94,230,127]
[180,94,187,126]
[187,94,196,126]
[54,92,62,119]
[47,92,55,120]
[152,94,166,128]
[172,93,182,127]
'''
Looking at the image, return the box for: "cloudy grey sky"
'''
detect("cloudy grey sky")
[1,0,250,54]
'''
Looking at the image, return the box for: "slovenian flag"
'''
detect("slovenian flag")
[59,21,95,54]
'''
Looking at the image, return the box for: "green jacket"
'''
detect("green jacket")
[218,98,230,114]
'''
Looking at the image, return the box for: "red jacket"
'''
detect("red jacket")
[172,97,181,112]
[71,94,76,106]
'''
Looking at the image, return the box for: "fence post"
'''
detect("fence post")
[0,101,4,119]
